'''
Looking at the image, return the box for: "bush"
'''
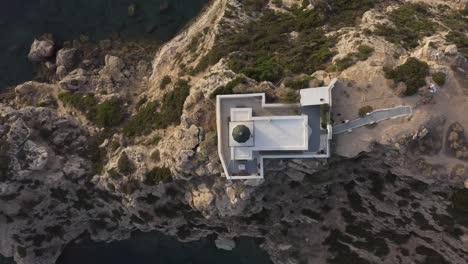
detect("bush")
[160,75,172,90]
[284,76,312,90]
[58,92,98,121]
[210,77,247,98]
[385,57,429,96]
[145,167,173,185]
[243,0,268,13]
[358,105,373,117]
[449,189,468,227]
[95,97,125,128]
[446,31,468,58]
[123,79,190,136]
[0,140,10,179]
[16,246,27,258]
[330,55,355,71]
[432,72,446,86]
[374,3,435,49]
[117,152,135,175]
[356,45,374,61]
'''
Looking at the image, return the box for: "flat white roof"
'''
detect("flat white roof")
[252,116,308,151]
[300,86,330,106]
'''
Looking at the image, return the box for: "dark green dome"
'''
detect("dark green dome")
[232,125,251,143]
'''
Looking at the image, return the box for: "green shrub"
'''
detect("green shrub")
[284,76,312,90]
[330,55,355,71]
[446,31,468,58]
[148,134,162,145]
[58,92,98,121]
[0,140,10,180]
[272,0,282,8]
[121,180,139,195]
[385,57,429,96]
[358,105,373,117]
[443,5,468,32]
[210,77,247,98]
[432,72,446,86]
[356,45,375,61]
[449,189,468,227]
[123,101,159,137]
[320,103,330,129]
[157,79,191,128]
[145,167,173,185]
[243,0,268,13]
[95,97,125,128]
[118,152,135,175]
[160,75,172,90]
[123,80,190,136]
[374,3,435,49]
[16,246,27,258]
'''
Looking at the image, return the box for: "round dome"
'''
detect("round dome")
[232,125,251,143]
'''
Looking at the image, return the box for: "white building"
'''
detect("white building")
[216,79,336,180]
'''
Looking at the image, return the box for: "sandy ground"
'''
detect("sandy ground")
[332,62,467,174]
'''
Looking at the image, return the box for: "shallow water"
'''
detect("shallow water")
[0,0,205,89]
[55,232,273,264]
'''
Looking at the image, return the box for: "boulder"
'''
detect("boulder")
[445,45,458,56]
[56,48,80,72]
[59,68,88,91]
[215,237,236,251]
[28,37,54,62]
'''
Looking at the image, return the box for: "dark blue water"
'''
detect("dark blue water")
[56,232,272,264]
[0,0,206,90]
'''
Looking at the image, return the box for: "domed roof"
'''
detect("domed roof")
[232,124,251,143]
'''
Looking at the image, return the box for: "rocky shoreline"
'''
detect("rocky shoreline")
[1,0,467,264]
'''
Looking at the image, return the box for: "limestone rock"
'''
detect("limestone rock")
[56,48,80,72]
[215,236,236,250]
[59,68,88,91]
[28,36,54,62]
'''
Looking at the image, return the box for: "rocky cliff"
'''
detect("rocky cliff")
[0,0,467,263]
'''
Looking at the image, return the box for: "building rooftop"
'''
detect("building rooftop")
[216,79,337,180]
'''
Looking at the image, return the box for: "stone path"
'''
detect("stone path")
[332,106,413,134]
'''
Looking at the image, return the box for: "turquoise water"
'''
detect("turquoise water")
[0,0,205,89]
[56,232,272,264]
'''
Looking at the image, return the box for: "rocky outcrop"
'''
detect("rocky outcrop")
[14,82,58,108]
[27,35,54,62]
[56,48,80,73]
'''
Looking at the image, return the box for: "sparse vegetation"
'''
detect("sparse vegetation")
[117,152,135,175]
[16,246,27,258]
[95,97,125,128]
[243,0,268,13]
[356,45,375,61]
[327,45,374,72]
[284,76,312,90]
[160,75,172,90]
[449,189,468,227]
[123,79,190,136]
[374,3,435,49]
[0,140,10,179]
[145,167,172,185]
[358,105,373,117]
[194,1,379,80]
[210,77,247,98]
[432,72,446,86]
[58,91,98,121]
[445,31,468,58]
[385,57,429,96]
[58,92,124,127]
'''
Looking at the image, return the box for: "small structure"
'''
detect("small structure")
[216,79,337,180]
